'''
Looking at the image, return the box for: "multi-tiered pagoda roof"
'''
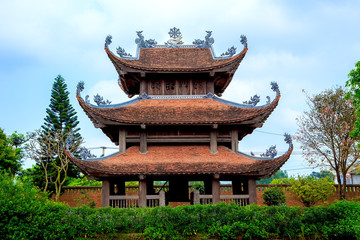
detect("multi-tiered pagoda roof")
[67,28,292,181]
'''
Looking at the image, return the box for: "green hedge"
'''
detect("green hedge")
[1,174,360,239]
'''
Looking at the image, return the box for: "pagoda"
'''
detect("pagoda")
[66,28,293,208]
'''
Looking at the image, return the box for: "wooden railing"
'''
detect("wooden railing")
[109,190,166,208]
[193,190,250,206]
[109,195,139,208]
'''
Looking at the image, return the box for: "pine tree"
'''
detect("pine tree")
[28,75,82,194]
[42,75,80,138]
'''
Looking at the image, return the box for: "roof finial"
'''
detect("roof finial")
[240,34,247,48]
[105,35,112,46]
[165,27,183,48]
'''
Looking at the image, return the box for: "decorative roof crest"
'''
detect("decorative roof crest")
[78,146,96,160]
[243,94,260,106]
[105,35,112,46]
[221,46,237,57]
[240,34,247,48]
[94,94,112,106]
[261,145,277,158]
[284,133,292,145]
[106,29,247,60]
[165,27,184,48]
[135,31,157,48]
[116,47,132,58]
[193,31,214,48]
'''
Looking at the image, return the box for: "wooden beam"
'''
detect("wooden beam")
[248,178,257,204]
[119,129,127,153]
[101,180,110,207]
[210,130,218,154]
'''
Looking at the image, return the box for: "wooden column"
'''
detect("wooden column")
[212,175,220,204]
[139,176,147,207]
[210,127,218,154]
[231,130,238,152]
[194,189,200,204]
[140,78,147,94]
[140,132,147,154]
[159,190,166,207]
[206,79,214,94]
[248,178,257,204]
[119,129,127,154]
[101,179,110,207]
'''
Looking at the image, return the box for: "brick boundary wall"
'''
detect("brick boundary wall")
[57,184,360,208]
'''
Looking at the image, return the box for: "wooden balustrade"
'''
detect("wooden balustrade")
[61,184,360,208]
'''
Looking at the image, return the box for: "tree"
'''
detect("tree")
[257,170,289,184]
[27,129,81,201]
[24,75,82,195]
[0,128,21,177]
[295,87,359,199]
[309,170,334,180]
[290,176,334,207]
[345,61,360,138]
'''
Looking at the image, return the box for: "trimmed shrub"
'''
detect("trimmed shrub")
[291,176,334,207]
[262,187,286,206]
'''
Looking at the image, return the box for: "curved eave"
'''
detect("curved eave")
[76,90,280,127]
[65,144,292,178]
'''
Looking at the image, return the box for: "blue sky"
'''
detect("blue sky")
[1,0,360,175]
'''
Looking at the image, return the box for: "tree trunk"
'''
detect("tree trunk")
[340,173,347,200]
[336,172,345,200]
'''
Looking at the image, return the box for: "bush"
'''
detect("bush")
[290,176,334,207]
[262,187,286,206]
[1,173,359,240]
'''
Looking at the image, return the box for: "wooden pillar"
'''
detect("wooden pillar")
[119,129,127,154]
[206,79,214,94]
[159,190,166,207]
[231,130,238,152]
[248,178,257,204]
[140,78,147,94]
[210,128,218,154]
[194,189,200,204]
[140,132,147,154]
[139,176,147,207]
[101,179,110,207]
[212,175,220,204]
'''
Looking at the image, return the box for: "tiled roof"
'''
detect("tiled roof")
[77,93,280,126]
[66,145,293,178]
[105,46,247,72]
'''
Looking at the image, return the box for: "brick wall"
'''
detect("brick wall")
[57,184,360,208]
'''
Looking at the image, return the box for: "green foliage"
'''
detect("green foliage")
[310,170,335,180]
[290,176,335,207]
[270,177,295,185]
[296,86,358,200]
[24,75,83,196]
[345,61,360,138]
[67,174,101,186]
[1,174,360,240]
[0,128,21,177]
[257,170,289,184]
[262,187,286,206]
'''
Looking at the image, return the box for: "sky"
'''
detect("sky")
[1,0,360,176]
